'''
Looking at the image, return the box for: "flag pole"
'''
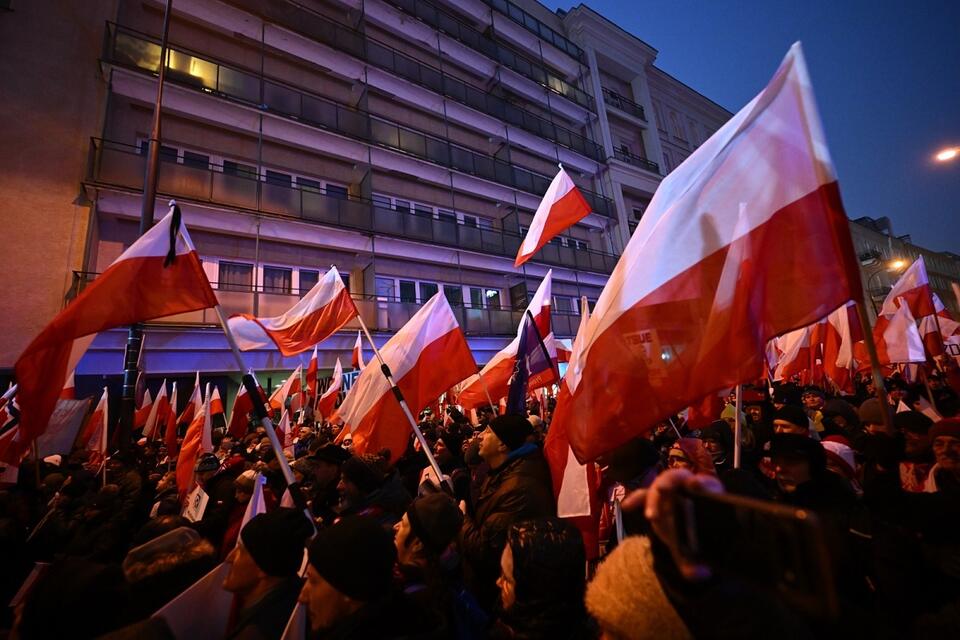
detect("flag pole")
[855,300,895,434]
[919,366,940,415]
[354,315,453,494]
[733,384,743,469]
[208,301,316,531]
[475,367,498,416]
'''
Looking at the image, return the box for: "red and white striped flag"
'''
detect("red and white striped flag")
[143,380,169,440]
[556,339,573,364]
[554,44,863,462]
[334,293,476,463]
[177,391,212,499]
[177,372,202,427]
[134,388,153,431]
[918,294,960,357]
[164,382,179,457]
[875,299,927,364]
[226,379,266,439]
[12,206,217,462]
[306,346,319,405]
[80,387,109,469]
[880,257,935,319]
[60,372,76,400]
[773,325,815,382]
[317,358,343,420]
[821,302,861,392]
[351,331,365,370]
[269,365,302,414]
[209,386,225,422]
[277,410,294,455]
[456,271,556,410]
[229,267,357,356]
[515,167,591,267]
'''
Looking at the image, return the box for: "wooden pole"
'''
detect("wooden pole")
[733,384,743,469]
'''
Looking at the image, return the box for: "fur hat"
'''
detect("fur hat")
[586,537,692,640]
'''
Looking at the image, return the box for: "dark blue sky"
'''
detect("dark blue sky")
[548,1,960,253]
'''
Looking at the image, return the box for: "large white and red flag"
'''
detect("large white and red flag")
[880,257,936,319]
[544,296,601,557]
[143,380,169,440]
[875,299,927,364]
[12,207,217,462]
[177,372,202,427]
[228,266,357,356]
[134,389,153,431]
[515,167,591,267]
[306,346,319,405]
[457,271,557,410]
[269,365,302,413]
[334,292,477,464]
[60,372,76,400]
[919,295,960,357]
[553,44,863,462]
[821,302,862,392]
[317,358,343,420]
[351,331,365,370]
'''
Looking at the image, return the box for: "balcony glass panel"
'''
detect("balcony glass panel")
[218,67,259,103]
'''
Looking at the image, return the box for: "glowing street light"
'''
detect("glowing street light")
[935,147,958,162]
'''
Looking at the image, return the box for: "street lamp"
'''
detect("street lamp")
[862,257,907,314]
[935,147,958,162]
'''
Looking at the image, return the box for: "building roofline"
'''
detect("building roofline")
[647,65,733,116]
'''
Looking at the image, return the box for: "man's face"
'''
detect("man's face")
[496,544,516,611]
[314,460,340,488]
[299,565,358,632]
[864,422,890,437]
[773,420,806,436]
[932,435,960,471]
[802,393,823,411]
[337,477,362,504]
[903,431,930,458]
[773,456,812,493]
[299,427,312,439]
[393,513,419,567]
[746,405,763,423]
[479,427,505,463]
[666,448,694,472]
[702,438,725,461]
[220,437,234,452]
[223,542,262,596]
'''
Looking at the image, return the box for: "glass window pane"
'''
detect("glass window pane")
[469,287,483,309]
[461,214,478,228]
[326,184,349,199]
[376,277,395,300]
[438,210,457,223]
[218,261,252,291]
[554,296,572,313]
[263,266,292,294]
[399,280,417,303]
[266,170,292,186]
[444,285,463,306]
[414,204,432,218]
[223,160,257,179]
[395,199,411,213]
[419,282,439,302]
[183,150,209,169]
[373,194,392,209]
[485,289,501,309]
[300,269,319,294]
[298,177,322,193]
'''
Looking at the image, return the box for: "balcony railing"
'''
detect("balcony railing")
[483,0,585,63]
[105,24,613,217]
[601,87,646,121]
[387,0,594,111]
[88,138,620,274]
[612,148,660,175]
[224,1,602,162]
[68,272,584,338]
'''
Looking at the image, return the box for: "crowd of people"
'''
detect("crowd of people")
[1,361,960,639]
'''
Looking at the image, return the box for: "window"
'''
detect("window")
[462,214,479,228]
[572,239,588,251]
[469,287,484,309]
[183,150,209,169]
[137,140,178,162]
[444,285,463,306]
[485,289,501,309]
[263,266,292,294]
[414,204,432,218]
[437,209,457,224]
[300,269,319,294]
[399,280,417,303]
[223,160,257,179]
[419,282,439,302]
[554,295,573,314]
[632,206,646,221]
[619,143,631,156]
[298,177,322,193]
[549,236,563,246]
[218,261,253,291]
[376,277,395,301]
[265,170,292,187]
[373,194,392,210]
[340,273,350,293]
[326,184,349,199]
[395,199,412,213]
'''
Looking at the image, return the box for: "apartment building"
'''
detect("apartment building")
[1,0,735,401]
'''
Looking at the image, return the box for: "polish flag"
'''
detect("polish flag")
[227,379,266,439]
[209,386,225,422]
[306,346,319,405]
[457,271,556,410]
[269,365,302,414]
[553,44,863,462]
[177,391,212,499]
[875,299,926,364]
[0,386,22,467]
[164,382,179,457]
[143,381,169,440]
[821,302,861,392]
[880,257,936,319]
[229,267,357,356]
[919,294,960,357]
[60,372,76,400]
[773,325,815,382]
[177,372,202,427]
[134,389,154,430]
[317,358,343,420]
[556,339,573,364]
[351,331,365,370]
[334,292,476,464]
[12,205,217,462]
[515,167,591,267]
[81,388,110,468]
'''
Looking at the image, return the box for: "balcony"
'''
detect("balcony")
[67,273,585,338]
[223,2,602,162]
[105,24,613,216]
[602,87,646,121]
[386,0,594,111]
[612,148,661,175]
[88,138,620,274]
[483,0,585,63]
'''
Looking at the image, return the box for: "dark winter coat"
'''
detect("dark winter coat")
[226,575,303,640]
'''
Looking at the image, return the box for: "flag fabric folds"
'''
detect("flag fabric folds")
[134,389,153,431]
[177,372,202,427]
[317,358,343,420]
[306,346,319,405]
[352,331,365,370]
[334,293,476,464]
[81,388,109,469]
[880,256,935,319]
[553,43,863,462]
[269,365,302,414]
[875,299,926,364]
[143,381,169,440]
[228,266,357,356]
[515,167,591,267]
[176,392,212,499]
[12,208,217,463]
[505,312,555,416]
[164,382,179,457]
[457,271,556,410]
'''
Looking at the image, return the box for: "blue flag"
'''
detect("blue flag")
[506,311,554,416]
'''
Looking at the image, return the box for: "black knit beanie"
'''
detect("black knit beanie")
[489,415,533,451]
[307,516,396,601]
[340,454,388,494]
[406,493,463,555]
[240,508,313,577]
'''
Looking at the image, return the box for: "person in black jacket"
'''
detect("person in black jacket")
[459,415,555,612]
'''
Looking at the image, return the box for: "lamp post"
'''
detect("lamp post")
[862,258,906,316]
